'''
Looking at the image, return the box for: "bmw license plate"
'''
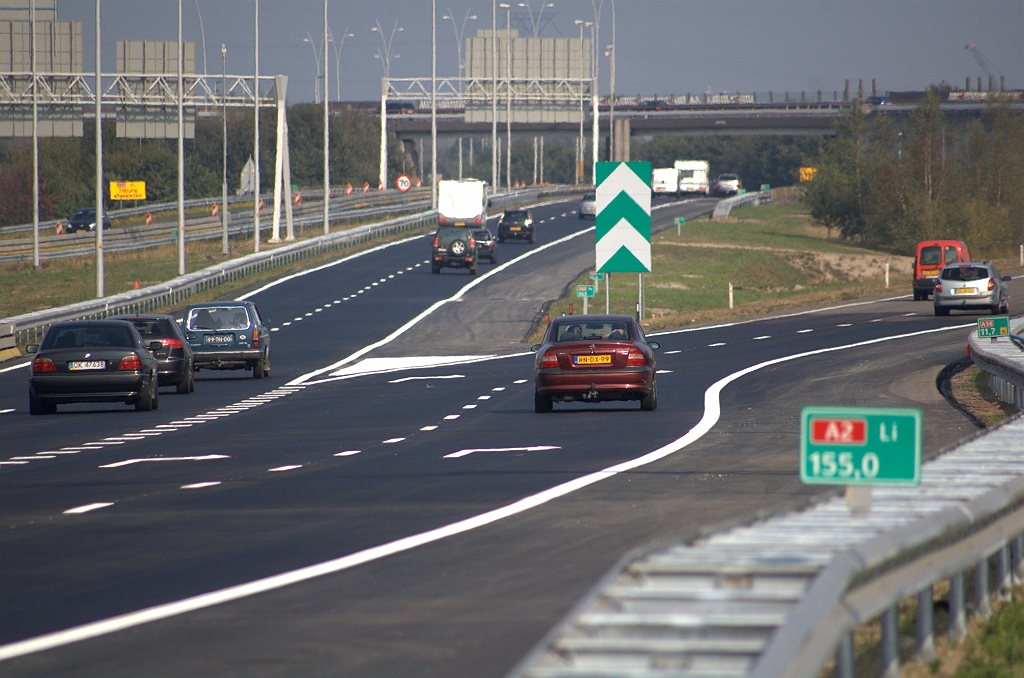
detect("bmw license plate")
[574,354,612,365]
[205,335,233,344]
[955,287,976,295]
[68,360,105,370]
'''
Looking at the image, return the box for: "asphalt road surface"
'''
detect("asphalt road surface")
[0,196,1017,678]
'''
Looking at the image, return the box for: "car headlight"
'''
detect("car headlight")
[88,222,96,229]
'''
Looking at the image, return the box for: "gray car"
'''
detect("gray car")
[933,262,1010,316]
[578,192,596,219]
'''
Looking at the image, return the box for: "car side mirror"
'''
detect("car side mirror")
[530,344,541,352]
[1002,276,1012,282]
[149,341,163,352]
[26,344,38,354]
[263,318,272,325]
[649,341,660,350]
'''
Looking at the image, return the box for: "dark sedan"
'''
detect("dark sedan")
[117,314,195,393]
[182,301,271,378]
[27,320,161,415]
[532,314,659,412]
[65,208,112,233]
[473,227,498,264]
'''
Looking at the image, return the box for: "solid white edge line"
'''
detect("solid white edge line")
[0,361,29,373]
[287,227,596,385]
[0,321,974,663]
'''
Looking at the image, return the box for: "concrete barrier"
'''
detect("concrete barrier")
[0,323,18,362]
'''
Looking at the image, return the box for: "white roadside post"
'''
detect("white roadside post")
[270,75,287,241]
[729,282,734,309]
[885,262,890,288]
[595,161,651,321]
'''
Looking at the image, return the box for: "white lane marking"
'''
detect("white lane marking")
[870,318,885,322]
[0,461,29,465]
[444,445,561,459]
[236,231,428,301]
[334,450,361,456]
[305,313,313,317]
[181,482,221,489]
[648,295,914,337]
[268,465,302,472]
[513,379,528,384]
[357,290,365,294]
[271,328,280,332]
[657,370,673,374]
[63,503,113,515]
[99,455,230,469]
[903,313,916,316]
[30,455,57,459]
[462,404,477,409]
[315,308,323,312]
[382,437,406,444]
[47,451,80,455]
[0,408,14,414]
[334,299,341,303]
[371,283,379,287]
[797,329,813,333]
[492,387,505,391]
[10,456,48,460]
[664,350,682,354]
[0,361,30,373]
[289,225,597,386]
[324,304,332,308]
[709,343,727,347]
[837,323,852,327]
[477,395,491,400]
[388,275,395,279]
[753,335,771,340]
[388,374,465,384]
[443,415,460,420]
[420,425,438,431]
[293,317,302,321]
[282,322,292,326]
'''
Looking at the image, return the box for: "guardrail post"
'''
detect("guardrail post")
[996,544,1012,602]
[949,572,967,641]
[915,585,935,661]
[880,606,900,678]
[1013,536,1024,585]
[975,557,992,619]
[834,631,854,678]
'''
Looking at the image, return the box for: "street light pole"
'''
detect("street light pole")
[500,3,511,191]
[491,0,497,192]
[442,8,476,86]
[373,20,403,193]
[177,0,186,276]
[253,0,260,253]
[31,0,38,269]
[303,33,322,104]
[590,21,598,183]
[221,43,228,254]
[431,0,437,209]
[574,19,588,185]
[94,0,104,298]
[323,0,330,233]
[608,0,615,159]
[330,28,353,103]
[516,1,554,38]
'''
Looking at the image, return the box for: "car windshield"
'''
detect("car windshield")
[186,306,251,331]
[124,318,175,336]
[919,246,942,266]
[437,227,472,247]
[944,246,959,264]
[941,266,990,282]
[502,211,529,224]
[42,325,135,349]
[553,321,632,342]
[72,209,94,219]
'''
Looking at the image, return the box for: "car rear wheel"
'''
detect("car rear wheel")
[529,232,536,244]
[913,290,921,301]
[263,355,271,378]
[491,252,499,265]
[431,264,440,274]
[934,305,949,316]
[534,391,553,413]
[176,370,194,394]
[469,265,477,275]
[253,357,265,379]
[29,393,56,415]
[135,379,155,411]
[1001,300,1009,314]
[640,383,658,411]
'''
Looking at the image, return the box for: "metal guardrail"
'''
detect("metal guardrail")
[2,185,583,348]
[511,319,1024,678]
[712,192,767,218]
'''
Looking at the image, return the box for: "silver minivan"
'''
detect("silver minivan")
[933,262,1010,316]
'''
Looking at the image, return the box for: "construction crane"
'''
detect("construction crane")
[965,44,1002,80]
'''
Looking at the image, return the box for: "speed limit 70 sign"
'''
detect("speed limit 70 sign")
[395,174,412,192]
[800,406,921,486]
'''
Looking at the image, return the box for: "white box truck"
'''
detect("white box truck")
[437,179,488,226]
[674,160,710,196]
[651,167,681,197]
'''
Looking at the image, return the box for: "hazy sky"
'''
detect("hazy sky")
[55,0,1023,103]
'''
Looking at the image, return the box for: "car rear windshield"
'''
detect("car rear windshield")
[941,266,990,281]
[919,246,942,266]
[582,193,595,201]
[553,321,632,342]
[472,229,491,240]
[125,318,176,337]
[501,211,529,224]
[42,325,135,349]
[186,306,251,331]
[720,174,738,181]
[436,227,473,247]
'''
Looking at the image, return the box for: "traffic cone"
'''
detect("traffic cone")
[133,280,139,289]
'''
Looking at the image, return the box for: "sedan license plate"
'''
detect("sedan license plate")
[955,287,977,295]
[205,335,233,345]
[574,354,612,366]
[68,360,105,371]
[510,226,521,231]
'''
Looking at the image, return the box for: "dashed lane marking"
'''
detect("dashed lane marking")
[99,455,230,469]
[837,323,852,327]
[382,438,406,444]
[797,329,813,333]
[0,408,14,414]
[444,446,561,459]
[334,450,361,456]
[181,482,221,489]
[63,503,113,515]
[443,415,460,420]
[753,336,771,340]
[268,465,302,472]
[388,374,465,383]
[463,404,477,409]
[513,379,528,384]
[420,426,438,431]
[665,350,682,354]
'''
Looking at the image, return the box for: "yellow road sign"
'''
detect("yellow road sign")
[110,181,146,201]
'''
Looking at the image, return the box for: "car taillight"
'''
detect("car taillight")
[32,357,56,373]
[469,237,476,247]
[118,354,143,371]
[253,329,259,348]
[988,278,995,291]
[627,349,647,366]
[541,350,559,368]
[433,236,439,247]
[934,280,942,293]
[160,338,183,349]
[473,217,482,224]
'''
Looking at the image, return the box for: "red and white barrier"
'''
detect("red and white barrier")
[211,203,219,218]
[346,183,353,195]
[145,212,153,226]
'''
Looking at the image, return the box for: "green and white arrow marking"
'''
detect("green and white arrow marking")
[596,161,652,273]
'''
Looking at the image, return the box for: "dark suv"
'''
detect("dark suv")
[432,226,478,274]
[473,228,497,264]
[65,208,112,233]
[497,209,534,243]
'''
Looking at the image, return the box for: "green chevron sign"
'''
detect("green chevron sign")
[596,162,652,273]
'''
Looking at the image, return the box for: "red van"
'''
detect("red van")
[913,240,970,300]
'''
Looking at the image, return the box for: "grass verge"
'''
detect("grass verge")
[949,366,1019,426]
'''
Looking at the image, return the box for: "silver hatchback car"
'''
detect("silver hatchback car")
[933,262,1011,316]
[578,192,596,219]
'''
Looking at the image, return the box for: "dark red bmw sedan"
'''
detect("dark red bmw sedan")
[532,314,660,412]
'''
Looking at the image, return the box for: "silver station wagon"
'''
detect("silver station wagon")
[933,262,1010,316]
